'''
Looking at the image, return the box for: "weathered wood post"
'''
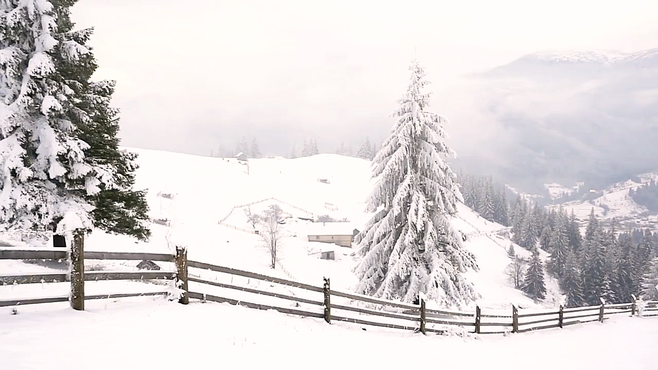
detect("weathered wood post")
[558,305,564,328]
[419,297,427,335]
[598,303,605,323]
[631,295,637,316]
[70,230,85,311]
[323,277,331,324]
[512,305,519,333]
[175,247,189,305]
[475,306,481,334]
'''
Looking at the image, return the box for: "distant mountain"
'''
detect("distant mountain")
[461,47,658,192]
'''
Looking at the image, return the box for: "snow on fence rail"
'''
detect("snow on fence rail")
[0,248,176,309]
[1,248,657,334]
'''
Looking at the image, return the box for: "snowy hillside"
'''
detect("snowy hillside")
[2,148,562,310]
[549,173,658,228]
[520,48,658,65]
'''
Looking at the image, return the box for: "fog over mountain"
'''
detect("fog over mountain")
[447,47,658,192]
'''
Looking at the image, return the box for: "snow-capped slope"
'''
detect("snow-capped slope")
[550,173,658,223]
[2,148,561,310]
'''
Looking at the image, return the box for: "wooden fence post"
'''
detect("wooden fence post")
[70,230,85,311]
[512,305,519,333]
[598,303,605,323]
[558,305,564,328]
[175,247,189,305]
[631,295,637,316]
[419,298,426,335]
[475,306,481,334]
[323,277,331,324]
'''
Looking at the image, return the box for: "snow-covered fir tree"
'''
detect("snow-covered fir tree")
[582,228,613,305]
[522,247,546,300]
[643,258,658,300]
[0,0,149,242]
[562,250,584,307]
[634,230,655,295]
[584,208,598,242]
[356,137,373,159]
[539,225,552,252]
[566,210,582,252]
[250,138,261,158]
[354,60,478,307]
[547,208,569,278]
[614,236,635,303]
[507,243,516,259]
[335,142,349,156]
[301,139,319,157]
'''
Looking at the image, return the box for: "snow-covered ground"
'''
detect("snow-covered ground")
[1,297,656,370]
[2,148,562,313]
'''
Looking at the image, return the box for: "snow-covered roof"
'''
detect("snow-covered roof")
[306,222,357,236]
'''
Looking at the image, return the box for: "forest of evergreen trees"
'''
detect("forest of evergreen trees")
[458,171,658,304]
[507,200,658,305]
[457,172,511,226]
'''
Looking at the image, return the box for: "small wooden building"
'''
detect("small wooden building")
[306,222,359,248]
[236,152,248,162]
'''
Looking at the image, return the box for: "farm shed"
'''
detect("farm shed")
[306,222,359,248]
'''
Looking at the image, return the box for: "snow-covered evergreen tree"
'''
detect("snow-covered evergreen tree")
[0,0,149,241]
[310,139,319,155]
[507,243,516,259]
[522,248,546,300]
[583,228,614,305]
[562,250,584,307]
[336,142,348,156]
[584,208,598,242]
[301,139,319,157]
[539,225,552,252]
[643,258,658,300]
[548,208,569,278]
[250,138,261,158]
[356,137,373,159]
[566,210,582,252]
[354,60,478,307]
[518,208,538,250]
[494,188,509,226]
[614,236,635,303]
[634,230,655,296]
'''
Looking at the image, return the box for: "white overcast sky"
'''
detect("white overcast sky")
[71,0,658,155]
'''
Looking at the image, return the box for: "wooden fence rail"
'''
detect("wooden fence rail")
[1,247,657,336]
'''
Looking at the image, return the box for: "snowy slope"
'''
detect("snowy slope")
[550,173,658,223]
[1,148,561,310]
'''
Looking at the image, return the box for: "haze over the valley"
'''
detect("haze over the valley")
[72,0,658,191]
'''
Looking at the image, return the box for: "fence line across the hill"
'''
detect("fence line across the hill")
[1,247,657,335]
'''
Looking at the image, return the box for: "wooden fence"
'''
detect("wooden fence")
[1,247,657,335]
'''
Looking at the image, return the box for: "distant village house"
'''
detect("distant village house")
[306,222,359,248]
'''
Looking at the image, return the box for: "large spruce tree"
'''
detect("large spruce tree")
[354,60,478,307]
[0,0,149,242]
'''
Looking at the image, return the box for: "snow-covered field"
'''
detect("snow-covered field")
[1,148,563,311]
[1,296,656,370]
[1,148,657,369]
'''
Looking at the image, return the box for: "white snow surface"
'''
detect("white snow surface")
[2,148,561,311]
[0,297,656,370]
